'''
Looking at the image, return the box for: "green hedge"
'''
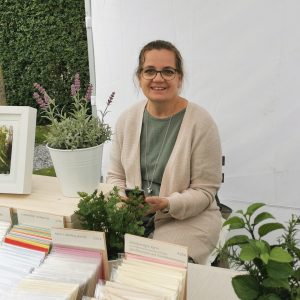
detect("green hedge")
[0,0,90,124]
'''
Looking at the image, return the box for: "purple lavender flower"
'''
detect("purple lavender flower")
[33,84,50,109]
[44,94,50,107]
[107,91,115,106]
[100,91,115,123]
[71,84,77,96]
[74,73,80,93]
[84,84,93,102]
[33,92,40,100]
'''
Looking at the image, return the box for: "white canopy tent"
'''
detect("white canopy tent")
[85,0,300,223]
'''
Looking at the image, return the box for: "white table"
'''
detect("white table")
[0,175,112,227]
[0,175,241,299]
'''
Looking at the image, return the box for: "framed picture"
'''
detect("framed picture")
[0,106,36,194]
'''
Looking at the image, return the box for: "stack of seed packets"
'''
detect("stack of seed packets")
[0,243,47,299]
[0,209,65,299]
[4,224,52,253]
[7,228,108,300]
[94,234,188,300]
[6,278,80,300]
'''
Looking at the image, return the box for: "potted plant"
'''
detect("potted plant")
[75,187,149,259]
[221,203,300,300]
[33,74,115,197]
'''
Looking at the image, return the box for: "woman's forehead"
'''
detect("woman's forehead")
[143,49,176,67]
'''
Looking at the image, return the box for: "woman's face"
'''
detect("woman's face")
[139,49,182,104]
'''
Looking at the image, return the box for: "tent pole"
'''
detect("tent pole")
[84,0,97,117]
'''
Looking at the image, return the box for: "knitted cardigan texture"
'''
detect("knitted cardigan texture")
[107,100,222,263]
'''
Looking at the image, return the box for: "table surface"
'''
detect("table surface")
[0,175,113,223]
[1,176,241,299]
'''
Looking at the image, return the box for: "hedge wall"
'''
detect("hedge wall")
[0,0,90,124]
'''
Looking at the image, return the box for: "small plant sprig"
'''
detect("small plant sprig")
[99,91,115,123]
[75,186,149,259]
[222,203,300,300]
[33,74,114,150]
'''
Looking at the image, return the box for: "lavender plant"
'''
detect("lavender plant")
[33,74,114,150]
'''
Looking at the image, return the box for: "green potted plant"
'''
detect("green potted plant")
[33,74,115,197]
[221,203,300,300]
[75,187,149,259]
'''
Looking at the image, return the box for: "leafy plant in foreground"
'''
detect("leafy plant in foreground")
[222,203,300,300]
[75,187,149,259]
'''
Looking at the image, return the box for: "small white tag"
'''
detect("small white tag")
[0,206,12,223]
[17,209,65,229]
[51,228,106,251]
[125,234,188,267]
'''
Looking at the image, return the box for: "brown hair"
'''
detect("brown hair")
[136,40,184,79]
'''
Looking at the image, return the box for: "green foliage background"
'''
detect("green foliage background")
[0,0,89,124]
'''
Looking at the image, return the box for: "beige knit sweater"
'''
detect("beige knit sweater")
[107,100,222,264]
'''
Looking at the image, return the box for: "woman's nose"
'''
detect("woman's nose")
[153,71,164,81]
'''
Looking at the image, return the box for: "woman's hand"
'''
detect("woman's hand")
[145,196,169,213]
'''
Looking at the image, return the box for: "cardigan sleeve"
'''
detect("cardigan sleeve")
[166,120,222,220]
[106,118,127,191]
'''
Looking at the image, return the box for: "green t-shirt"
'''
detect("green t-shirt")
[140,108,186,196]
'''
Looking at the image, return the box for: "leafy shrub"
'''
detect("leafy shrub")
[0,0,89,124]
[222,203,300,300]
[75,187,149,259]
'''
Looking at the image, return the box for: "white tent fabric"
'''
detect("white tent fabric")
[89,0,300,222]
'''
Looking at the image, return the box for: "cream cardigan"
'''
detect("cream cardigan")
[107,100,222,263]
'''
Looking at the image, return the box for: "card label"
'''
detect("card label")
[51,228,106,251]
[125,234,188,266]
[0,206,12,223]
[17,209,65,228]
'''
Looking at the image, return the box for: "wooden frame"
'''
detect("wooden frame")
[0,106,36,194]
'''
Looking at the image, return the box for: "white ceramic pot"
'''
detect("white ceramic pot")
[47,144,103,197]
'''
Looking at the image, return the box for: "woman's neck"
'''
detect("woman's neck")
[146,97,187,118]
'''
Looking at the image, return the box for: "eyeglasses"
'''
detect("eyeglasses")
[141,68,177,81]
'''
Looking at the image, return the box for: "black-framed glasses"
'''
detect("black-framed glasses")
[141,68,177,81]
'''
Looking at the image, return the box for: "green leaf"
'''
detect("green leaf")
[266,260,293,279]
[240,244,258,261]
[262,277,290,290]
[257,294,281,300]
[258,222,285,238]
[246,203,265,216]
[223,216,245,229]
[260,252,269,264]
[225,235,249,246]
[254,240,269,254]
[269,247,293,263]
[232,275,260,300]
[253,212,275,225]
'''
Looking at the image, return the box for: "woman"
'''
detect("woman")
[107,40,222,264]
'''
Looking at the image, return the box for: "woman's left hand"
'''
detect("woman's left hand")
[145,196,169,213]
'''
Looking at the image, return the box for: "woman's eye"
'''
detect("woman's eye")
[162,69,175,76]
[144,69,156,75]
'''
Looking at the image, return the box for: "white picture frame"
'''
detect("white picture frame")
[0,106,36,194]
